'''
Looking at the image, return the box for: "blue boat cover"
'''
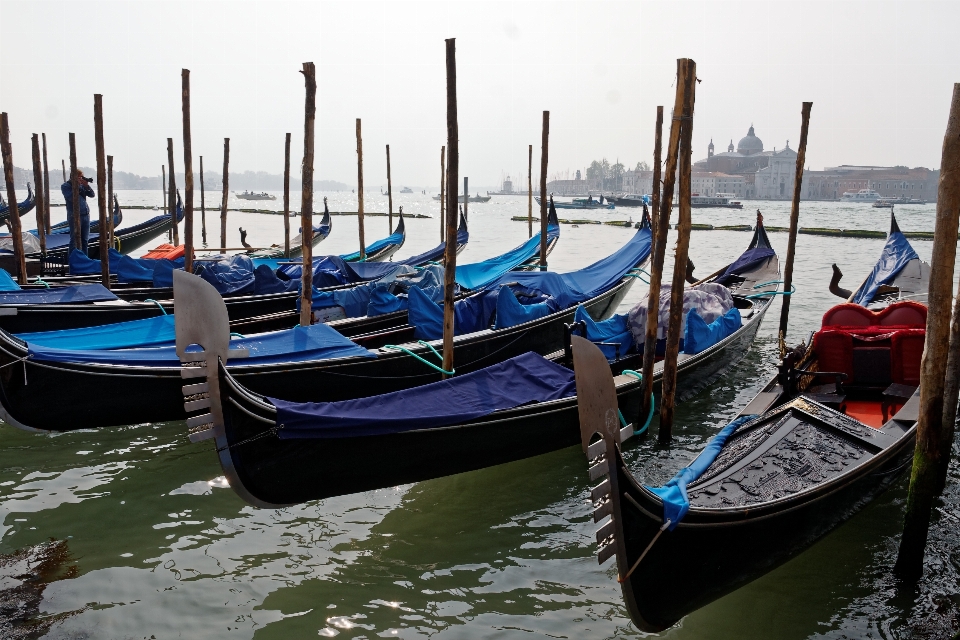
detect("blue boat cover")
[116,255,156,283]
[18,315,176,350]
[573,305,632,361]
[0,284,118,305]
[0,268,20,291]
[68,248,125,275]
[196,255,257,296]
[254,264,298,294]
[683,307,742,355]
[852,230,920,306]
[493,287,558,329]
[340,228,404,262]
[151,258,184,288]
[647,414,757,530]
[304,281,379,318]
[273,351,576,439]
[366,266,445,317]
[715,246,776,285]
[278,255,401,287]
[454,222,559,291]
[26,322,374,367]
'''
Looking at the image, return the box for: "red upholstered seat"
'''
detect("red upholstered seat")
[891,329,925,386]
[814,331,854,380]
[822,301,926,329]
[877,300,927,328]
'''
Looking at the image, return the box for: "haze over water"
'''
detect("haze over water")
[0,193,957,638]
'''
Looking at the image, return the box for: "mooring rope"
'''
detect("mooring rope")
[383,340,455,375]
[618,370,655,436]
[144,299,168,315]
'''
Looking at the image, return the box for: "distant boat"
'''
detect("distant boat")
[432,193,492,203]
[399,186,414,194]
[614,194,650,207]
[873,196,926,207]
[841,189,881,202]
[535,196,614,210]
[690,194,743,209]
[235,190,276,201]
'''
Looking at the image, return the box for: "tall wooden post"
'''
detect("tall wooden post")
[199,156,206,245]
[356,118,365,260]
[937,287,960,494]
[41,133,50,233]
[181,69,194,273]
[0,114,27,284]
[30,134,46,255]
[283,133,291,258]
[107,155,114,249]
[539,110,549,269]
[463,176,468,223]
[94,94,109,286]
[641,105,666,420]
[386,144,393,232]
[162,164,167,218]
[658,58,697,443]
[778,102,813,348]
[528,144,533,238]
[167,138,179,246]
[895,83,960,581]
[439,146,445,242]
[299,63,317,327]
[442,38,459,377]
[220,138,230,253]
[68,134,80,254]
[61,159,66,183]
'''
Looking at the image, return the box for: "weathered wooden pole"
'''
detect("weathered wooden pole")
[539,110,550,269]
[386,144,393,232]
[299,62,317,327]
[463,176,468,224]
[199,156,206,245]
[777,102,813,349]
[61,159,66,183]
[107,155,114,250]
[41,133,50,233]
[658,58,697,443]
[442,38,459,377]
[166,138,179,246]
[439,146,445,242]
[0,114,27,284]
[162,164,167,222]
[937,287,960,494]
[93,94,109,286]
[356,118,365,260]
[283,133,291,258]
[181,69,194,274]
[895,83,960,580]
[528,144,533,238]
[220,138,230,254]
[68,134,81,255]
[30,134,47,255]
[641,105,667,420]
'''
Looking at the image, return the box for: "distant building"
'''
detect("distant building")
[545,178,589,196]
[691,172,746,197]
[621,170,653,195]
[804,166,939,201]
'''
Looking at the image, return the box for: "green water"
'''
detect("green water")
[1,193,957,638]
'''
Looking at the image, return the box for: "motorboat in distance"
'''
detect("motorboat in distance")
[235,191,277,201]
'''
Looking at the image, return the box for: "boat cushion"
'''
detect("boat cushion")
[877,300,926,327]
[822,304,874,328]
[891,329,925,386]
[813,331,854,380]
[272,351,576,439]
[142,244,185,260]
[823,300,926,329]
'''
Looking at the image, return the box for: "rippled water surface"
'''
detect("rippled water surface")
[2,192,958,638]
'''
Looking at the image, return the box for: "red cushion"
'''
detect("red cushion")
[877,301,927,328]
[891,330,925,386]
[822,304,874,328]
[814,331,854,381]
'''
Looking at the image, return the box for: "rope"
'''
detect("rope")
[34,278,50,289]
[618,519,672,583]
[383,341,455,375]
[0,353,31,385]
[144,299,168,315]
[745,285,795,299]
[619,370,655,436]
[230,332,246,339]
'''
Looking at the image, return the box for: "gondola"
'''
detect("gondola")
[339,209,406,262]
[829,210,929,309]
[0,183,35,223]
[577,299,925,632]
[243,200,333,260]
[0,218,642,432]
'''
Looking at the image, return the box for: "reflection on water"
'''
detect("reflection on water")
[1,192,956,638]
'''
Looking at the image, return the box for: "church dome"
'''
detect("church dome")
[737,125,763,155]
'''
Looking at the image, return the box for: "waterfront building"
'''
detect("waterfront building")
[691,172,746,197]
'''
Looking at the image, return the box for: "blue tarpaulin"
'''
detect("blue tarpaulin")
[340,228,404,262]
[68,248,124,275]
[273,351,576,439]
[493,287,558,329]
[366,266,445,317]
[852,230,920,306]
[647,414,757,529]
[0,284,118,305]
[683,306,742,355]
[305,281,379,318]
[454,223,559,291]
[18,315,176,350]
[26,322,374,367]
[196,254,257,296]
[254,264,298,294]
[116,255,155,283]
[573,305,632,361]
[715,247,776,285]
[0,268,20,291]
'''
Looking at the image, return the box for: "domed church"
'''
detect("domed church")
[695,124,795,198]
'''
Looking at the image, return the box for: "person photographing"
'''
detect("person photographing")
[61,170,95,255]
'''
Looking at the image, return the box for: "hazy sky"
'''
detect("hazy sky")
[1,1,957,188]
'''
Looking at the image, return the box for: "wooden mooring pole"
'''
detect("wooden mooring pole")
[167,139,179,246]
[442,38,459,378]
[463,176,468,224]
[61,159,66,183]
[41,133,50,233]
[539,111,549,269]
[778,102,813,349]
[356,119,365,260]
[181,69,194,274]
[938,285,960,495]
[640,105,666,420]
[439,146,445,243]
[220,138,230,253]
[658,58,697,443]
[107,155,114,250]
[0,114,27,284]
[93,94,109,287]
[894,83,960,581]
[199,156,206,245]
[386,144,393,232]
[68,134,80,255]
[299,62,317,327]
[30,134,47,255]
[528,144,533,238]
[283,133,291,258]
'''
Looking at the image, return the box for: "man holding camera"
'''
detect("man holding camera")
[61,170,95,255]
